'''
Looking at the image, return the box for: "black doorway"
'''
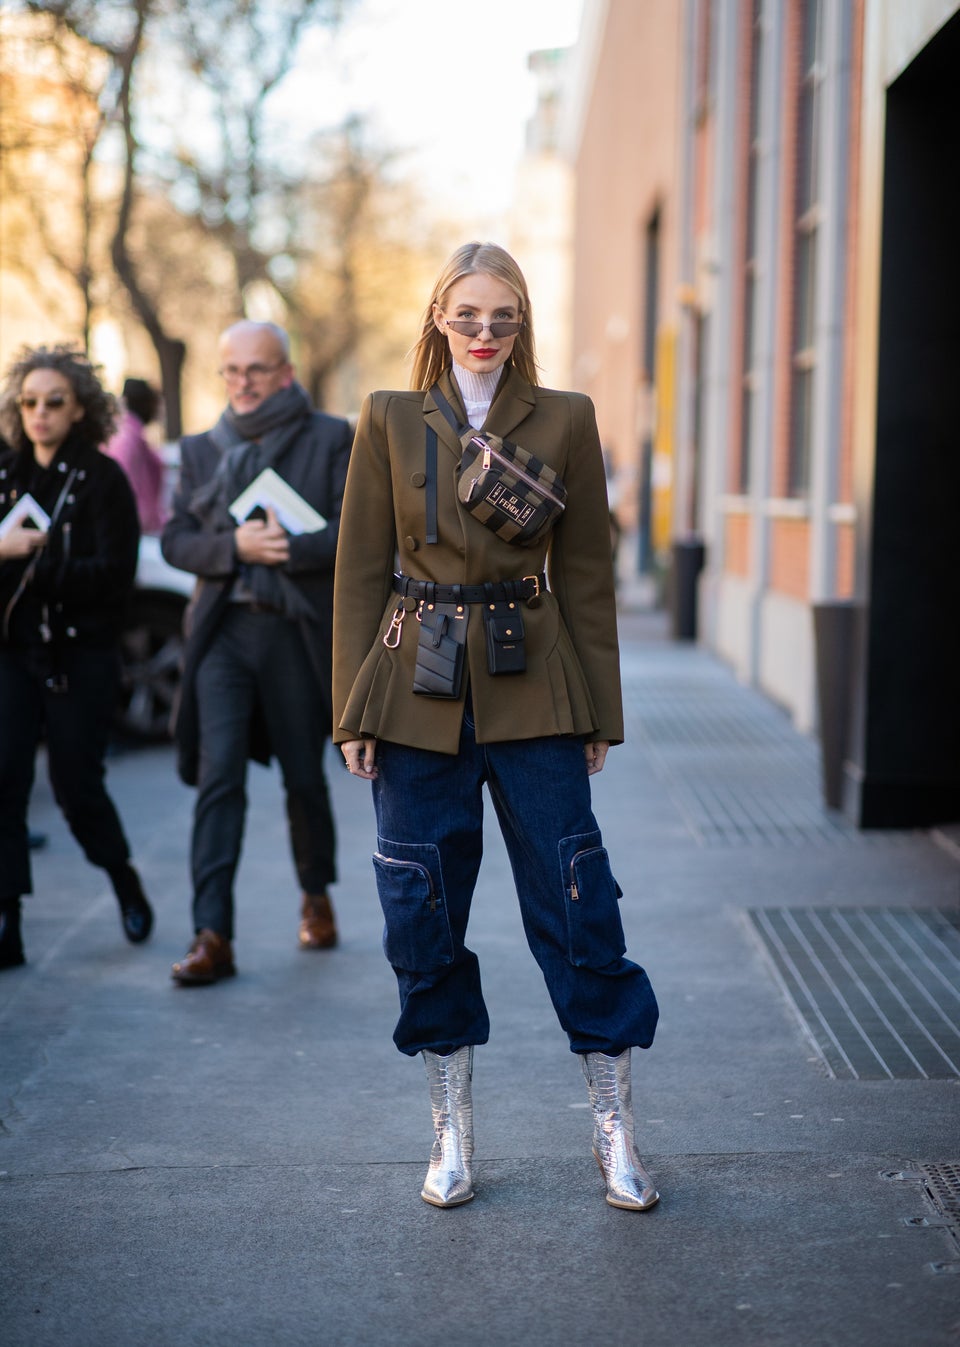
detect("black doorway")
[852,10,960,826]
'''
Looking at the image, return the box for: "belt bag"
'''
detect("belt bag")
[412,602,468,699]
[457,433,567,546]
[483,599,525,675]
[427,382,567,547]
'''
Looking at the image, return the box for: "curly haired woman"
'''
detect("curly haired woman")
[0,345,154,970]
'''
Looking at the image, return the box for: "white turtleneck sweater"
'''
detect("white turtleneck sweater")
[451,361,502,429]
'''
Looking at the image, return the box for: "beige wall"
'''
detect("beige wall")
[568,0,682,536]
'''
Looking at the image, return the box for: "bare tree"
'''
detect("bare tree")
[23,0,192,433]
[109,0,188,436]
[169,0,344,310]
[10,0,432,426]
[21,0,346,434]
[0,13,112,347]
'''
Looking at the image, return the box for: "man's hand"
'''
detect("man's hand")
[234,505,290,565]
[0,524,47,561]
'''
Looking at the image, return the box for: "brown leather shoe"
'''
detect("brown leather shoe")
[171,929,236,985]
[299,892,338,949]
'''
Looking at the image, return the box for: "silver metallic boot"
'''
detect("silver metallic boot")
[420,1046,475,1207]
[581,1048,660,1210]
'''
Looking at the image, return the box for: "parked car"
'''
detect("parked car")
[116,533,193,741]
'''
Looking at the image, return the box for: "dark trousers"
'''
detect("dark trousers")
[191,607,336,938]
[371,701,658,1057]
[0,646,130,899]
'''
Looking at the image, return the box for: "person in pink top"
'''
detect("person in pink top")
[105,378,166,534]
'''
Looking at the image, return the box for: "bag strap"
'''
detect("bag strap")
[2,467,78,642]
[429,382,469,436]
[424,425,438,546]
[425,382,470,547]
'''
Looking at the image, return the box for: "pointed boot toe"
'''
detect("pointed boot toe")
[582,1048,660,1212]
[420,1046,475,1207]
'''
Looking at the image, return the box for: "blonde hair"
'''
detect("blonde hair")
[409,242,540,391]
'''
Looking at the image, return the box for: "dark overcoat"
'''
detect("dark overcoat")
[162,410,351,785]
[332,365,623,755]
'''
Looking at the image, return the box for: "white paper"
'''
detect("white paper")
[228,468,326,536]
[0,493,51,539]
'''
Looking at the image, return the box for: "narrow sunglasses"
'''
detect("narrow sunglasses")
[444,319,522,339]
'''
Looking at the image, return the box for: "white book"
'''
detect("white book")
[0,493,51,539]
[228,468,326,536]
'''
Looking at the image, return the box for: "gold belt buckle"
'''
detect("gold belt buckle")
[522,574,541,599]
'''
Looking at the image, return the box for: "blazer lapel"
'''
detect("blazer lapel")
[483,365,537,440]
[423,369,469,459]
[424,364,537,457]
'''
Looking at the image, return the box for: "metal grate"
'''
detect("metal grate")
[923,1163,960,1224]
[747,908,960,1079]
[921,1164,960,1263]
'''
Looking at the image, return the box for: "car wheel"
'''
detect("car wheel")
[116,592,186,741]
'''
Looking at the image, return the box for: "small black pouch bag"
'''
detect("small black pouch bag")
[483,600,526,675]
[413,602,468,698]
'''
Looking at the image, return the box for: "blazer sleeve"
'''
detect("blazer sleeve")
[331,392,399,739]
[546,394,624,744]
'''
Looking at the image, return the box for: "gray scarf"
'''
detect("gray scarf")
[191,382,316,619]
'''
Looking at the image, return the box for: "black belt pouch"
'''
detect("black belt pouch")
[413,603,468,698]
[483,601,526,675]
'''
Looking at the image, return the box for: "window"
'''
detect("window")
[739,0,764,493]
[788,0,823,497]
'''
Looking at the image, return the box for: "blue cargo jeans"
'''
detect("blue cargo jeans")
[371,705,658,1057]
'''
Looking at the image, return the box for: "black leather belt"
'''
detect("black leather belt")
[393,571,546,605]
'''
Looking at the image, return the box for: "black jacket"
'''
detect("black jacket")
[161,408,352,785]
[0,437,139,652]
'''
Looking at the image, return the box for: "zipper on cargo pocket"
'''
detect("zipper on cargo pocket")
[569,848,595,902]
[373,852,437,911]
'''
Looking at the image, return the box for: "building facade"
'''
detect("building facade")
[568,0,960,827]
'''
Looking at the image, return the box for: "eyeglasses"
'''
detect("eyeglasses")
[17,394,69,411]
[218,362,286,384]
[444,319,523,339]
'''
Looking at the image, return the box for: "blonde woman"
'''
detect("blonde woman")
[334,243,659,1210]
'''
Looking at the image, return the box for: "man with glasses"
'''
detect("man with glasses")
[162,321,351,984]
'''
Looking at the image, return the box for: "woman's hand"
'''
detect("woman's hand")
[584,740,609,775]
[0,524,47,561]
[342,737,378,780]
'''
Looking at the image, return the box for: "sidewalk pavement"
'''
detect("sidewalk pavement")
[2,608,959,1347]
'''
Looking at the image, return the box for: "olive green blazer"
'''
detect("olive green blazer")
[332,365,623,755]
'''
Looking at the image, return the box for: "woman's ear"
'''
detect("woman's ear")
[432,303,446,334]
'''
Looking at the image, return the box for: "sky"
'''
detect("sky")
[279,0,585,224]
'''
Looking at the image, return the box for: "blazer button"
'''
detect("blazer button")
[410,472,426,488]
[403,535,419,551]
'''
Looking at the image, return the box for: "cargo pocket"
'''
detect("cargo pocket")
[560,831,626,968]
[373,840,454,972]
